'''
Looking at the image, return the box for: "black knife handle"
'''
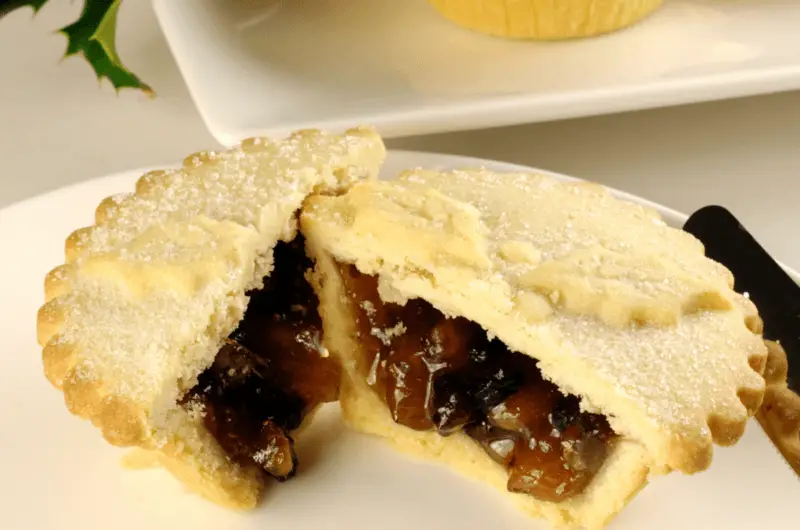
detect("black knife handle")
[683,205,799,393]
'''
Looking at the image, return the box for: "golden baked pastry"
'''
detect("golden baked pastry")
[427,0,663,40]
[757,340,800,474]
[36,127,386,508]
[300,168,769,529]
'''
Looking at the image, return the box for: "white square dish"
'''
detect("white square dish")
[153,0,800,145]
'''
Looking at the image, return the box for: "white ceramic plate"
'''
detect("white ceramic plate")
[152,0,800,146]
[1,151,796,529]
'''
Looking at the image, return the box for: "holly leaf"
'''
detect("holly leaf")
[0,0,48,17]
[0,0,153,95]
[60,0,153,95]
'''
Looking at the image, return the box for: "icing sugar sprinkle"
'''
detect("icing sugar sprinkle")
[50,128,385,419]
[312,166,768,456]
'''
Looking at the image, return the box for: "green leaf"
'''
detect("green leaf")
[60,0,153,95]
[1,0,153,95]
[0,0,49,18]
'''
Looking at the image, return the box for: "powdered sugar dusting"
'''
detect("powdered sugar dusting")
[50,127,386,429]
[75,128,385,261]
[308,166,767,464]
[386,169,764,430]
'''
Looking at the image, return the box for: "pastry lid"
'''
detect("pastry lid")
[301,168,769,475]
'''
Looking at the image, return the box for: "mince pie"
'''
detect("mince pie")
[300,168,769,529]
[38,131,771,529]
[37,127,386,508]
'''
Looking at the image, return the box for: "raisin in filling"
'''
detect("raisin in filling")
[338,264,616,502]
[182,236,340,481]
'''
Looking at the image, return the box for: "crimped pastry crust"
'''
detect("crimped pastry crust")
[756,340,800,474]
[36,127,386,508]
[300,168,768,527]
[427,0,663,40]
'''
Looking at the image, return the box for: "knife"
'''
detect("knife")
[683,205,800,474]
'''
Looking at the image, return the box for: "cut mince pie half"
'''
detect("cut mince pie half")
[300,168,770,529]
[36,127,386,508]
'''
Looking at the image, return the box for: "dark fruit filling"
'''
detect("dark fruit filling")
[338,264,616,502]
[182,236,340,481]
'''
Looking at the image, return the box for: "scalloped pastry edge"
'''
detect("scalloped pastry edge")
[36,126,387,508]
[756,340,800,474]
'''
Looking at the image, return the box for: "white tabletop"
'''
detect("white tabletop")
[1,1,798,270]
